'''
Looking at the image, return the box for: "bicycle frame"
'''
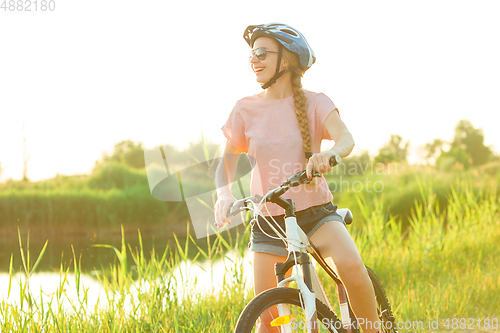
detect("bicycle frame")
[271,211,356,333]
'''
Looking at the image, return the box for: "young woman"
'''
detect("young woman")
[214,23,380,333]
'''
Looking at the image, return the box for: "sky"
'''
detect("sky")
[1,0,499,182]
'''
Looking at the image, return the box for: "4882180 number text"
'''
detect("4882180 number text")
[442,318,498,330]
[1,0,55,11]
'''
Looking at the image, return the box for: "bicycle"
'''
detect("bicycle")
[227,157,397,333]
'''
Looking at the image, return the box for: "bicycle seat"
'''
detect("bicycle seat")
[337,208,353,225]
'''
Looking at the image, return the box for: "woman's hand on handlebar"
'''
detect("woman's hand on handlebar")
[306,151,340,179]
[214,193,237,228]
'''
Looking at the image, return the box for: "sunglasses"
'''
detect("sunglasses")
[248,47,279,61]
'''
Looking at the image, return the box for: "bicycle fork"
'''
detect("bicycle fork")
[275,252,319,333]
[276,274,318,333]
[273,263,355,333]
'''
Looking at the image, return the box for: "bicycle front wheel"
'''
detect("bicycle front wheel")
[234,287,345,333]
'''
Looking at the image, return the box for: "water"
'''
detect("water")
[0,228,179,273]
[0,225,254,309]
[2,224,250,269]
[0,271,107,312]
[0,249,253,311]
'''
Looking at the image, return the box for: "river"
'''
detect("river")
[0,225,254,309]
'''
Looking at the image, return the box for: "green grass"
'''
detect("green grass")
[328,163,500,230]
[1,175,499,332]
[331,179,500,330]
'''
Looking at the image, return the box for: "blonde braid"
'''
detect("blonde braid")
[291,69,319,186]
[282,47,317,184]
[291,69,311,163]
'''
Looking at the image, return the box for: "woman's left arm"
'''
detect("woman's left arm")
[306,109,355,178]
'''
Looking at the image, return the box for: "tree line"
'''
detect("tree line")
[369,119,497,170]
[93,119,497,174]
[2,119,493,183]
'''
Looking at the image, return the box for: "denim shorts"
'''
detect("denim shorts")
[248,201,346,258]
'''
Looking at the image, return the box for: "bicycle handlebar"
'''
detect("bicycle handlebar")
[226,155,341,218]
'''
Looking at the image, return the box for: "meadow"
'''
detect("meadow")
[1,162,499,332]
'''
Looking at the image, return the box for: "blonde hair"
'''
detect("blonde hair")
[281,47,319,185]
[281,48,311,164]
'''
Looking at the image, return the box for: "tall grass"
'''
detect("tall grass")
[1,178,499,332]
[0,185,172,234]
[1,223,252,332]
[2,158,497,237]
[0,161,214,234]
[337,178,500,328]
[328,163,500,230]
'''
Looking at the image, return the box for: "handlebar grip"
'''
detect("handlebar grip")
[329,155,342,167]
[227,206,238,218]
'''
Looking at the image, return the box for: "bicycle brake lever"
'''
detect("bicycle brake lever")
[286,169,322,187]
[253,194,264,202]
[227,198,248,217]
[287,170,307,187]
[226,195,265,218]
[299,169,321,185]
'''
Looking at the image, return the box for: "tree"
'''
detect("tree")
[342,150,371,176]
[451,120,492,166]
[374,135,409,164]
[98,140,146,169]
[419,139,448,165]
[434,120,493,170]
[422,139,445,160]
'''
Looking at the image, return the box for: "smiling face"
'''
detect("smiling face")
[249,37,286,85]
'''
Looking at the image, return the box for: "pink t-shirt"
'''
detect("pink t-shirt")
[222,90,338,216]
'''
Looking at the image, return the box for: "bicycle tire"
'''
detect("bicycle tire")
[346,304,360,333]
[338,266,396,333]
[234,287,346,333]
[365,266,398,333]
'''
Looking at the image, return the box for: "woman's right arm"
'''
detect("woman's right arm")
[214,140,243,227]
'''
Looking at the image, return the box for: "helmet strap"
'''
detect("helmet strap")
[261,45,298,89]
